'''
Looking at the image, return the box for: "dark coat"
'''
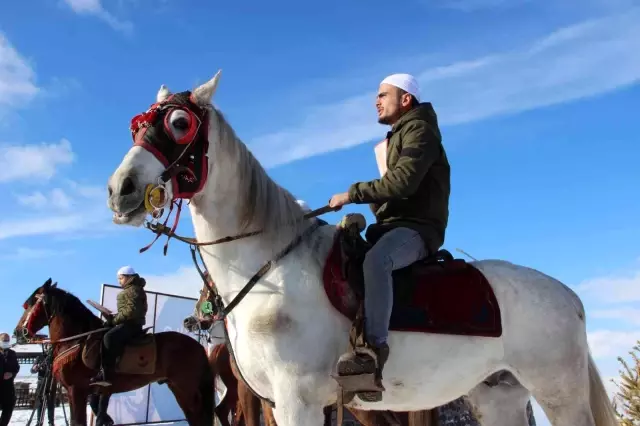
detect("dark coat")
[348,102,451,253]
[0,348,20,390]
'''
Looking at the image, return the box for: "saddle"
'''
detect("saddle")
[82,327,157,375]
[327,214,502,400]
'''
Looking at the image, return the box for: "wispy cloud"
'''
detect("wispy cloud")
[142,266,203,298]
[591,308,640,326]
[588,329,640,359]
[0,173,111,241]
[0,213,101,240]
[0,34,39,109]
[248,8,640,168]
[62,0,133,34]
[14,179,104,212]
[578,269,640,304]
[17,188,74,210]
[0,139,74,183]
[1,247,74,260]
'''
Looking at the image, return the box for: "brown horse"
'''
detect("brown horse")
[15,279,215,426]
[187,277,416,426]
[207,342,270,426]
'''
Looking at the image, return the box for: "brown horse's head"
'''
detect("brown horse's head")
[183,272,220,332]
[15,279,103,342]
[14,278,58,340]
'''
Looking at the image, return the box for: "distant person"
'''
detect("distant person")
[0,332,19,426]
[31,347,56,426]
[90,266,148,387]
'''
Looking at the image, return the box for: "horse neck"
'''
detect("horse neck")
[48,298,102,342]
[187,111,307,303]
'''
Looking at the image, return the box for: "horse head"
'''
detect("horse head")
[107,71,222,227]
[15,278,58,339]
[182,272,219,332]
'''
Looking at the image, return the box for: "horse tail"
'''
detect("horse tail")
[587,352,617,426]
[199,354,215,426]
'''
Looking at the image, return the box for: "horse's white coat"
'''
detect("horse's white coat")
[106,72,617,426]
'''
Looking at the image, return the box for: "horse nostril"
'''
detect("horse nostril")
[120,177,135,197]
[108,185,113,197]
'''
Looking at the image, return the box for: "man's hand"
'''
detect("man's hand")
[329,192,351,209]
[3,372,13,380]
[104,314,114,327]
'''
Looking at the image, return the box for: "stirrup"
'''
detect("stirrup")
[332,346,385,396]
[90,369,112,387]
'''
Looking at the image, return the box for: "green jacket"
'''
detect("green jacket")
[348,102,450,253]
[113,275,148,326]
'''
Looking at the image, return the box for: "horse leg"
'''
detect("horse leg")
[262,400,277,426]
[466,377,531,426]
[524,353,616,426]
[236,381,262,426]
[67,386,89,426]
[322,405,333,426]
[232,398,245,426]
[347,408,405,426]
[213,397,232,426]
[271,393,324,426]
[167,383,204,426]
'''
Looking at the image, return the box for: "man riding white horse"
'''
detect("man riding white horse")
[329,73,451,397]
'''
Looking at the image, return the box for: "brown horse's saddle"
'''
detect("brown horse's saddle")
[82,328,157,375]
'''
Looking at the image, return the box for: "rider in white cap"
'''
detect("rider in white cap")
[91,266,148,387]
[329,73,451,401]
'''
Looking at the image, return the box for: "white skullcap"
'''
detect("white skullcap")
[380,73,420,102]
[296,200,311,212]
[117,266,137,276]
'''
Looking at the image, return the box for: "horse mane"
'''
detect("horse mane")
[49,287,103,331]
[209,107,307,237]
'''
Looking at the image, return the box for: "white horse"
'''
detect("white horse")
[106,71,616,426]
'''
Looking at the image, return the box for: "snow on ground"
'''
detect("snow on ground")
[9,406,85,426]
[8,406,188,426]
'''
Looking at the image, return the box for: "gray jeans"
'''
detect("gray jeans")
[364,227,427,346]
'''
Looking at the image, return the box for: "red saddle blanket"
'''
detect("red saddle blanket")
[322,237,502,338]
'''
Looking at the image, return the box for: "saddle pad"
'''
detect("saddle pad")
[323,239,502,338]
[82,334,157,375]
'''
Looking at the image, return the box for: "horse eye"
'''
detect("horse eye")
[173,116,189,130]
[169,109,191,132]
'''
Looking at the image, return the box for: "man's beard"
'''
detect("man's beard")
[378,115,392,125]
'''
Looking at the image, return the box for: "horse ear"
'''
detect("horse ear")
[43,278,52,289]
[157,84,172,102]
[52,282,58,289]
[191,70,221,106]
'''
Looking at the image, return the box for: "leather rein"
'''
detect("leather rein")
[144,204,338,321]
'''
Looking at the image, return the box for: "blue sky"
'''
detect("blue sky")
[1,0,639,423]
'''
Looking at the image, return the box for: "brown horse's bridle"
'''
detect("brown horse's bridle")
[24,291,108,345]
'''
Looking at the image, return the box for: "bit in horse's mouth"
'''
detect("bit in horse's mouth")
[113,200,147,225]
